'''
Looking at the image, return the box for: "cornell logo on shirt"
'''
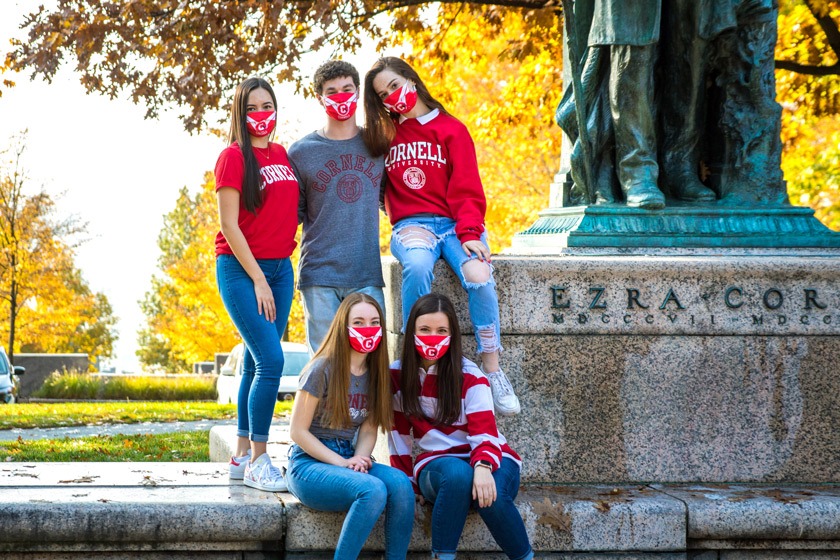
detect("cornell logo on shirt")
[337,174,363,203]
[403,167,426,190]
[259,164,296,190]
[385,141,447,168]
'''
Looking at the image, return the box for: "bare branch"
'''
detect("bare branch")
[804,0,840,59]
[777,0,840,77]
[775,59,840,76]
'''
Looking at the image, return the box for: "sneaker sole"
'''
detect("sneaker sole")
[243,478,287,492]
[229,472,245,481]
[495,404,521,416]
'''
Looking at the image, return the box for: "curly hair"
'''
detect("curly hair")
[313,60,360,95]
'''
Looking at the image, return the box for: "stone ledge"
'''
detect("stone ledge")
[0,463,283,552]
[3,463,840,556]
[209,424,289,465]
[655,484,840,541]
[284,485,685,553]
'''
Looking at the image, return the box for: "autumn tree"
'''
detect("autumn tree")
[0,134,117,365]
[137,173,306,372]
[383,4,564,250]
[777,1,840,230]
[3,0,838,133]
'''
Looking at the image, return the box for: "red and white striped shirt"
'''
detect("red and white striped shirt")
[388,358,521,492]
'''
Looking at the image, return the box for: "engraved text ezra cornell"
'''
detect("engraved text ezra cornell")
[549,285,837,327]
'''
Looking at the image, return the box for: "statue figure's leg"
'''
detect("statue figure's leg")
[609,44,665,210]
[659,0,717,202]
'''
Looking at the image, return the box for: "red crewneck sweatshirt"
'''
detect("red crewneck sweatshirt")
[384,109,486,243]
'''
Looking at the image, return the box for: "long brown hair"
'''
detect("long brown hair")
[314,293,393,432]
[400,293,464,426]
[363,57,448,157]
[226,77,277,214]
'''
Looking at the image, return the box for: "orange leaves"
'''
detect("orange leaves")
[0,134,116,363]
[390,4,563,250]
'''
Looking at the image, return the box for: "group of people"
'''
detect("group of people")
[213,57,532,559]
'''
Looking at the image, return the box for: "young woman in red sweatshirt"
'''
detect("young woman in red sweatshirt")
[363,57,520,417]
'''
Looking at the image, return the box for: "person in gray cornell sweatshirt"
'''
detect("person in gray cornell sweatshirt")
[288,60,387,355]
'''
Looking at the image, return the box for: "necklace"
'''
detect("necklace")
[253,145,271,159]
[351,370,365,388]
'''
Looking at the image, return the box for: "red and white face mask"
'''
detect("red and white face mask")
[246,111,277,137]
[414,335,450,361]
[323,92,358,121]
[383,81,418,114]
[348,326,382,354]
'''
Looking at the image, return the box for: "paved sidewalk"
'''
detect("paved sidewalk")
[0,417,292,443]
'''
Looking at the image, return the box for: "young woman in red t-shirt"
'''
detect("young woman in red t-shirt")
[214,77,299,492]
[362,57,521,417]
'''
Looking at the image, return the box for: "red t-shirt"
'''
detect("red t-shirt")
[214,142,299,258]
[384,110,486,243]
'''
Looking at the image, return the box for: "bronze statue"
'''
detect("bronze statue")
[556,0,666,210]
[557,0,786,208]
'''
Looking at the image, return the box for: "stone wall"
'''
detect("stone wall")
[381,251,840,484]
[13,353,90,398]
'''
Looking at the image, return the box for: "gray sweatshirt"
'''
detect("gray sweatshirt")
[288,130,385,289]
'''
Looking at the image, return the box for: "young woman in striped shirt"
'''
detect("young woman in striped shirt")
[388,293,533,560]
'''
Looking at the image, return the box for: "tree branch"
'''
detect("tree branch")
[778,0,840,76]
[775,59,840,76]
[804,0,840,59]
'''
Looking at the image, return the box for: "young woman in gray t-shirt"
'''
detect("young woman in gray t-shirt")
[286,293,414,559]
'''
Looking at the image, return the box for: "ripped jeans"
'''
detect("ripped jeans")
[391,215,501,355]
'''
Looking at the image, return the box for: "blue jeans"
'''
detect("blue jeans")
[286,439,415,559]
[418,457,533,560]
[300,285,386,355]
[216,254,294,443]
[390,216,501,354]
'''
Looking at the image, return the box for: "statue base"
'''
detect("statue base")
[381,251,840,484]
[511,203,840,251]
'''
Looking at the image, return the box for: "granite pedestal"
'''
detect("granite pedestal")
[381,250,840,484]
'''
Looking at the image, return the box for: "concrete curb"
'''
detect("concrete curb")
[2,461,840,556]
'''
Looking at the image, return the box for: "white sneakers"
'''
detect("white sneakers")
[243,452,288,492]
[229,450,251,480]
[484,368,521,416]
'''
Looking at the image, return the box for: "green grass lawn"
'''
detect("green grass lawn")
[1,432,210,461]
[0,401,295,462]
[0,401,294,430]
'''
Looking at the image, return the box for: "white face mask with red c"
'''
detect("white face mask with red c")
[323,92,358,121]
[383,81,418,114]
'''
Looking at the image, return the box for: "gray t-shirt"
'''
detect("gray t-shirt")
[288,130,385,289]
[298,357,370,441]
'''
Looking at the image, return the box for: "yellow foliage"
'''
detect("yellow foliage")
[1,136,116,364]
[391,4,564,252]
[777,0,840,231]
[138,172,305,372]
